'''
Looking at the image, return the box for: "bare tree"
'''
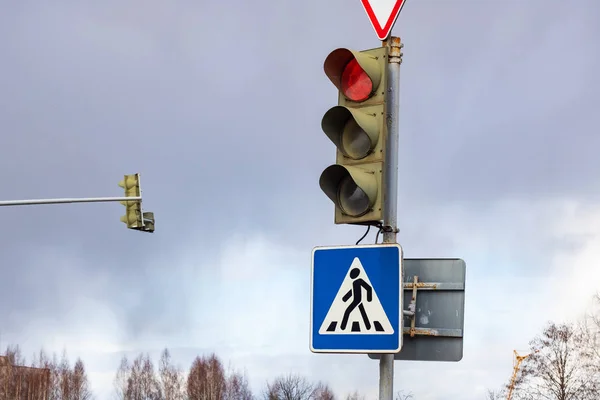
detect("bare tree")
[5,344,26,365]
[264,373,319,400]
[517,322,599,400]
[29,348,59,400]
[224,368,254,400]
[395,390,413,400]
[124,353,161,400]
[125,355,142,400]
[58,350,72,400]
[71,358,93,400]
[142,354,162,400]
[187,353,227,400]
[40,351,60,400]
[582,293,600,363]
[485,388,505,400]
[345,391,365,400]
[113,356,130,400]
[159,348,185,400]
[129,354,143,400]
[578,292,600,399]
[592,293,600,367]
[313,382,335,400]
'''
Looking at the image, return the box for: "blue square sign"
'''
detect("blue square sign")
[310,243,403,354]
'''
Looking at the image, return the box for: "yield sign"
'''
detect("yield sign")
[360,0,407,40]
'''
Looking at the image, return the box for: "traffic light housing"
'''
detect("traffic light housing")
[118,173,155,233]
[319,46,389,225]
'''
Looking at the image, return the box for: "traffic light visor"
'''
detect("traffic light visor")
[119,175,140,195]
[119,176,136,189]
[319,165,378,217]
[322,106,379,160]
[120,211,140,227]
[324,48,382,102]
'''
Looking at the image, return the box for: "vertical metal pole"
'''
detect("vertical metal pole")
[378,36,403,400]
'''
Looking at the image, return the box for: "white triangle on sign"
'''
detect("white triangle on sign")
[319,257,394,335]
[360,0,407,40]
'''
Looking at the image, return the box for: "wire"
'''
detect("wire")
[356,225,371,245]
[374,222,386,244]
[375,225,382,244]
[357,222,393,245]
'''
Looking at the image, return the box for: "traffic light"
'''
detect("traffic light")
[119,174,142,229]
[319,46,389,225]
[118,173,155,233]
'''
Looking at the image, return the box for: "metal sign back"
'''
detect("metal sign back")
[368,258,466,362]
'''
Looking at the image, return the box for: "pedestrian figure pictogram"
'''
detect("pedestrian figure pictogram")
[318,257,394,335]
[341,267,373,330]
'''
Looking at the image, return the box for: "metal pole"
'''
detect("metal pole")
[0,196,141,207]
[378,35,403,400]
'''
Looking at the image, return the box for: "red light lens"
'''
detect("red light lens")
[341,58,373,102]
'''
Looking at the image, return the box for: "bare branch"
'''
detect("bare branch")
[395,390,414,400]
[263,373,319,400]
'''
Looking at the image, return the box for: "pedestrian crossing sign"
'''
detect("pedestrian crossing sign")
[310,243,403,354]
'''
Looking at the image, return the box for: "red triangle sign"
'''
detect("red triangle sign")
[360,0,407,40]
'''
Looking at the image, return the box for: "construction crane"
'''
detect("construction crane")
[506,349,537,400]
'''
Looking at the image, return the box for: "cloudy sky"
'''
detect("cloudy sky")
[1,0,599,399]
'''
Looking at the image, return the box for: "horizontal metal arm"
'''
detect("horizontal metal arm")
[402,327,463,337]
[0,196,142,207]
[404,282,464,291]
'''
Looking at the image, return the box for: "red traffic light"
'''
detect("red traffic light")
[324,48,382,103]
[341,59,373,102]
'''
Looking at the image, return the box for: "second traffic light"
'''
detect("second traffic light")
[319,46,389,225]
[119,173,142,229]
[118,173,155,233]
